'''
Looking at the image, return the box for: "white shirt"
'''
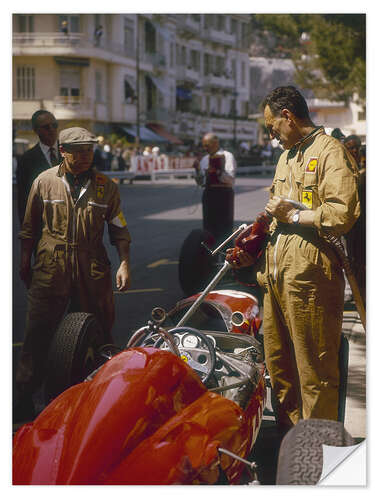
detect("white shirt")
[39,141,59,166]
[199,148,236,187]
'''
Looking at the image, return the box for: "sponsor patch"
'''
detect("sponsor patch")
[180,355,188,363]
[302,190,313,209]
[306,157,318,173]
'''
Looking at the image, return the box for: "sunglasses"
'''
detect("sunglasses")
[39,122,58,130]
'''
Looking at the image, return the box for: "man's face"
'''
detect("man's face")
[264,105,299,150]
[202,137,219,155]
[344,140,360,163]
[60,144,94,175]
[34,113,58,147]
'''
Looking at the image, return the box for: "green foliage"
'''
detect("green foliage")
[253,14,365,104]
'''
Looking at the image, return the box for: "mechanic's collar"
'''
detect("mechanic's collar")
[288,126,324,162]
[57,163,95,179]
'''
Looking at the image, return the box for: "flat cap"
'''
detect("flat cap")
[59,127,98,145]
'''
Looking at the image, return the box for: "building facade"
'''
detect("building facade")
[13,13,258,148]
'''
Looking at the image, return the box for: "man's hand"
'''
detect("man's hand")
[265,196,297,224]
[226,248,255,269]
[116,262,131,291]
[19,262,32,289]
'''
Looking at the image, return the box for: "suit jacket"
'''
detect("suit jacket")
[16,143,62,225]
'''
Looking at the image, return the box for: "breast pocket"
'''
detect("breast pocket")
[272,174,287,197]
[86,201,109,234]
[43,199,67,235]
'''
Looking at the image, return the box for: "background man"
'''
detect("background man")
[16,110,61,225]
[195,133,236,243]
[15,127,131,422]
[228,86,359,431]
[343,134,366,307]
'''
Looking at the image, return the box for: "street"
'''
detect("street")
[12,175,366,484]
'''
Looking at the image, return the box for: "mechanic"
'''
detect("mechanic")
[15,127,131,421]
[195,133,236,243]
[227,86,360,431]
[16,110,62,225]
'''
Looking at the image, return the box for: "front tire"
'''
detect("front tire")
[44,312,106,402]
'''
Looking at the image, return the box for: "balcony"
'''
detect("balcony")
[176,16,200,38]
[143,51,167,67]
[13,32,136,62]
[52,95,95,120]
[176,66,200,83]
[145,108,173,123]
[205,28,235,46]
[203,73,234,90]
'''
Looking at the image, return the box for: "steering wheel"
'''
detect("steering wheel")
[154,327,216,384]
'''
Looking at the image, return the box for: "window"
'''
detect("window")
[191,14,200,23]
[204,54,211,75]
[94,14,102,29]
[231,59,236,80]
[241,61,246,86]
[145,20,156,54]
[170,42,174,67]
[231,18,237,34]
[16,66,35,99]
[124,17,135,55]
[17,15,34,32]
[60,66,81,101]
[181,46,186,66]
[358,110,366,121]
[190,50,200,72]
[124,78,135,102]
[95,71,102,102]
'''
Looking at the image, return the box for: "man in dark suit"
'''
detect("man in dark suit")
[16,110,61,225]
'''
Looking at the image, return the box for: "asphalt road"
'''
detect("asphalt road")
[11,175,366,484]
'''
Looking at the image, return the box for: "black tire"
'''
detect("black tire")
[276,419,355,485]
[44,312,107,403]
[178,229,216,296]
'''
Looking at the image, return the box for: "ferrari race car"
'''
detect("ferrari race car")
[13,225,354,485]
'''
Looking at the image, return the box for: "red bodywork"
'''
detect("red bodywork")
[13,291,266,485]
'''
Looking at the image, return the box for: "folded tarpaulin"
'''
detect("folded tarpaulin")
[121,125,167,143]
[147,123,183,145]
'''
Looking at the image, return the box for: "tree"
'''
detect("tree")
[252,14,366,104]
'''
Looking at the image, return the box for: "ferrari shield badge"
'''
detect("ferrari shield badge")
[302,190,313,209]
[96,173,107,199]
[305,157,318,173]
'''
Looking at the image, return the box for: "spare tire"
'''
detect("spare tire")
[276,419,355,485]
[178,229,216,296]
[44,312,107,403]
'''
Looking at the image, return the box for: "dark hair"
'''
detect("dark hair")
[262,86,310,119]
[344,135,361,147]
[31,110,55,130]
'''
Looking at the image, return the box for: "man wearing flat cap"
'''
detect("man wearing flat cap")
[15,127,131,421]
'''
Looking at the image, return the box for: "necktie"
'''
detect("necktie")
[49,147,58,166]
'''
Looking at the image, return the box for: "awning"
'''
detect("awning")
[121,125,167,143]
[147,123,183,145]
[54,56,90,67]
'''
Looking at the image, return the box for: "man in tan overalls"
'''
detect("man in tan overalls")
[228,87,360,431]
[15,127,131,421]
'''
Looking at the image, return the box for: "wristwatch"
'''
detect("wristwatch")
[292,210,300,224]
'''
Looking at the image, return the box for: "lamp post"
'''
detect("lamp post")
[136,14,140,148]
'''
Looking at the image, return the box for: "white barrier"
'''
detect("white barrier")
[129,155,196,181]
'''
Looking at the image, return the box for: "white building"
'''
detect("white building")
[249,57,366,143]
[13,13,258,149]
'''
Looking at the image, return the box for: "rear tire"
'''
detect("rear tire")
[178,229,216,296]
[276,419,355,485]
[44,312,106,403]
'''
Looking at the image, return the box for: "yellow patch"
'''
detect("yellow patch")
[180,355,188,363]
[96,185,105,199]
[302,190,313,209]
[306,157,318,173]
[117,211,127,227]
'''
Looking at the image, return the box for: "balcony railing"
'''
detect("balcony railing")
[176,66,200,82]
[13,32,136,60]
[53,95,92,108]
[143,51,167,67]
[203,73,234,89]
[205,28,235,46]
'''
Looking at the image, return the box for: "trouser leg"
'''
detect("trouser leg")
[16,290,69,395]
[262,284,302,427]
[286,289,343,421]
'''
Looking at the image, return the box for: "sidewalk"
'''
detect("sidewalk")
[342,302,366,439]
